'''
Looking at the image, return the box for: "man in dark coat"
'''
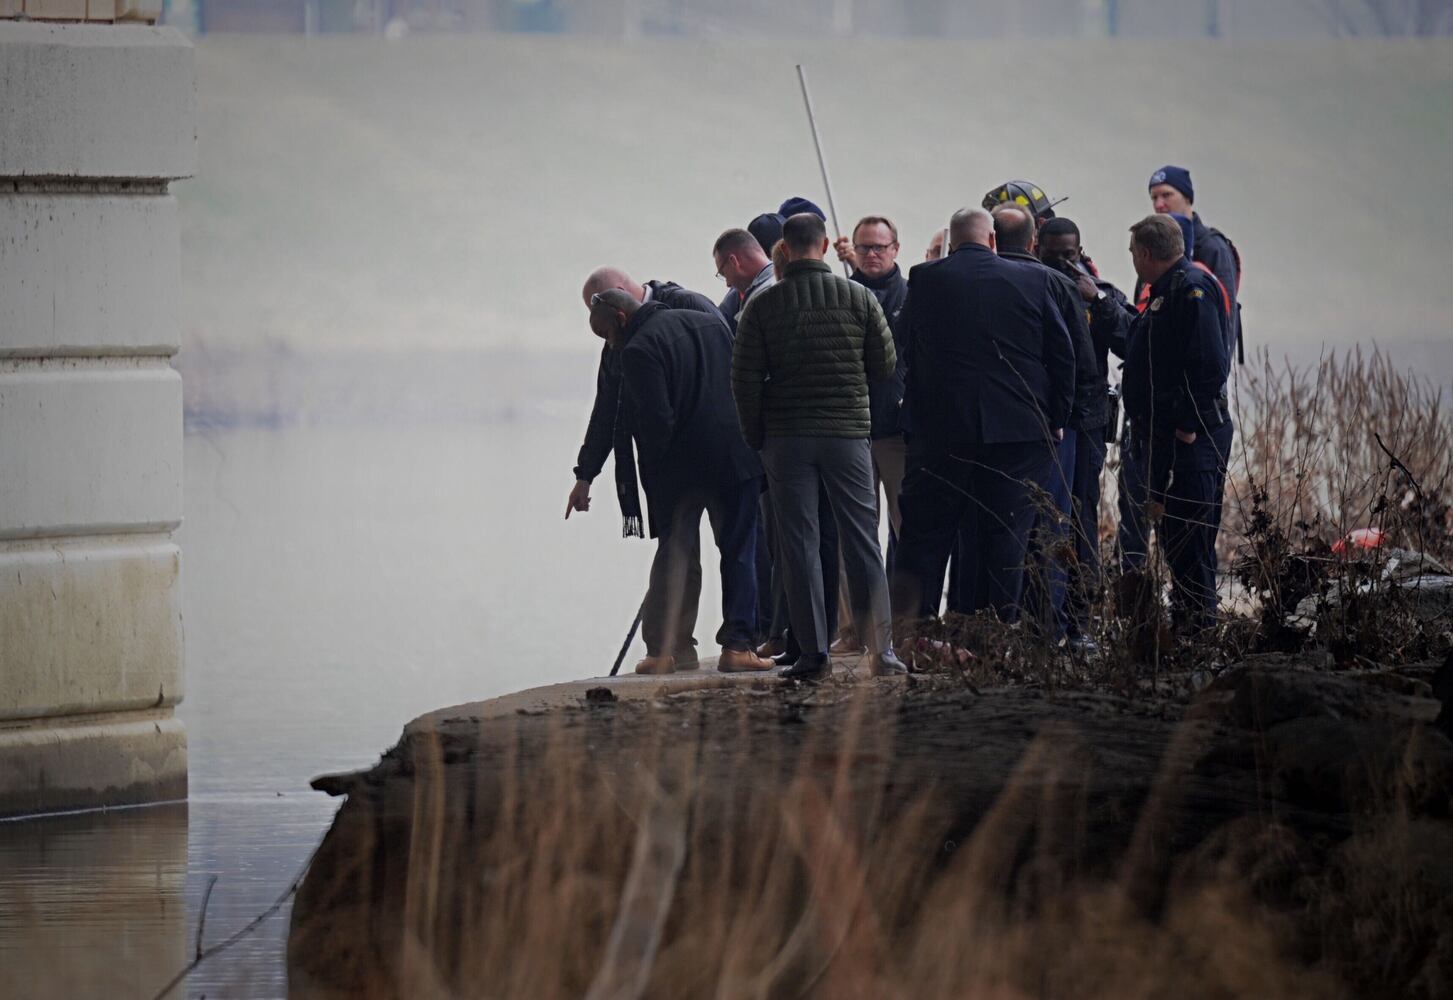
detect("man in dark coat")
[566,267,722,669]
[1038,216,1135,643]
[1120,214,1233,635]
[590,289,773,674]
[993,205,1103,640]
[892,208,1076,622]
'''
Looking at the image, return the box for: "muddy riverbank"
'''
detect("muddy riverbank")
[288,653,1453,999]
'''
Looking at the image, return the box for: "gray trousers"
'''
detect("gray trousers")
[760,435,892,658]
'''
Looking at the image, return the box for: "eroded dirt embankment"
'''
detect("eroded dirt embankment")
[288,656,1453,1000]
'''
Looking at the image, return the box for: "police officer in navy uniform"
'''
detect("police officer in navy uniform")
[1120,215,1234,635]
[1147,165,1240,359]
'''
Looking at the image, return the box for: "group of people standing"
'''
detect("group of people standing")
[567,166,1241,681]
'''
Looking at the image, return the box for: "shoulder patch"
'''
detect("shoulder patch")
[1188,288,1205,300]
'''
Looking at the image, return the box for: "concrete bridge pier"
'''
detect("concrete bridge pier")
[0,20,195,817]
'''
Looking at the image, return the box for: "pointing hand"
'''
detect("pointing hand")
[565,479,592,519]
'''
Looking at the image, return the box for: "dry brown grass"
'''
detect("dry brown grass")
[287,681,1453,1000]
[276,349,1453,1000]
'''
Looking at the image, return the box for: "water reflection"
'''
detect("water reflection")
[0,804,187,999]
[1,414,674,997]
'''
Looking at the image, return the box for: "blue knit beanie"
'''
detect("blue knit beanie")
[1149,165,1194,203]
[778,196,826,221]
[748,213,785,253]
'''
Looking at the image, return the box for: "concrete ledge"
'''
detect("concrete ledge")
[0,358,181,539]
[0,710,186,818]
[0,194,180,357]
[404,654,875,735]
[0,22,194,180]
[0,536,182,722]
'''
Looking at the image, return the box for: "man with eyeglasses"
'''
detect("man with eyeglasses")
[828,216,909,651]
[713,228,776,330]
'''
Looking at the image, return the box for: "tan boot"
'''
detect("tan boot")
[718,648,775,673]
[634,654,675,675]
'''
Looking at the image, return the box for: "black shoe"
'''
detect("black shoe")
[771,650,800,668]
[872,651,908,676]
[780,654,829,681]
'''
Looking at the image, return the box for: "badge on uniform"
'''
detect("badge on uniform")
[1149,296,1164,312]
[1189,288,1205,300]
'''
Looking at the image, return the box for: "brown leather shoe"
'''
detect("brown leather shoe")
[718,648,774,673]
[634,654,675,675]
[829,635,867,655]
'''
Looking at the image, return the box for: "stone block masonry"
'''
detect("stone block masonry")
[0,20,194,816]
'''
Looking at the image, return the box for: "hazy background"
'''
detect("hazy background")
[176,28,1453,424]
[5,3,1453,995]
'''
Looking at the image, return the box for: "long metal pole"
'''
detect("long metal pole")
[795,64,851,277]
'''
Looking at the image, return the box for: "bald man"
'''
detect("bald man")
[993,204,1105,641]
[892,208,1076,623]
[589,289,769,674]
[567,268,722,669]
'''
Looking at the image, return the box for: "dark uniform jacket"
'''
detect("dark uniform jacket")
[1122,257,1231,497]
[899,243,1075,449]
[1000,250,1105,432]
[572,281,722,485]
[1086,271,1133,363]
[731,258,896,449]
[1190,213,1239,356]
[617,302,762,537]
[851,264,909,440]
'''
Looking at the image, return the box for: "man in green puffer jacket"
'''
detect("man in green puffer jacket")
[732,212,909,681]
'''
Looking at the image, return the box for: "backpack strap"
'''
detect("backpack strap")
[1205,227,1242,291]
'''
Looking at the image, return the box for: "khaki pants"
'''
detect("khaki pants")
[836,435,907,641]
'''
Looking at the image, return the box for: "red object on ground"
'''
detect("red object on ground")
[1332,528,1386,555]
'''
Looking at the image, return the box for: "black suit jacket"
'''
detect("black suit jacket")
[573,280,722,484]
[1000,250,1105,431]
[900,244,1075,448]
[618,302,762,535]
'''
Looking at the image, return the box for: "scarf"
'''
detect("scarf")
[610,361,645,538]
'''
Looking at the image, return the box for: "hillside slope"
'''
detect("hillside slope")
[180,35,1453,364]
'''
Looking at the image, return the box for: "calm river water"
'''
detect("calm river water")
[0,415,697,998]
[3,337,1450,998]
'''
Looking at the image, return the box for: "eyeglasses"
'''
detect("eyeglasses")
[853,243,897,256]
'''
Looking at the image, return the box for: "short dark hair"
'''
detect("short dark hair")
[713,228,759,258]
[852,215,898,243]
[1039,217,1081,243]
[782,212,828,254]
[991,204,1036,253]
[1129,214,1184,262]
